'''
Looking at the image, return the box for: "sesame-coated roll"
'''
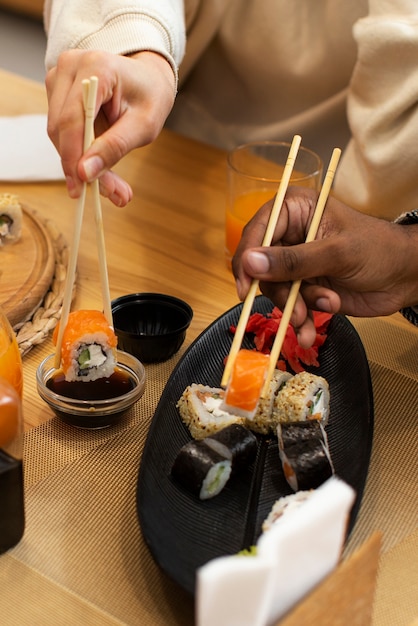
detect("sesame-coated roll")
[272,371,330,425]
[0,193,22,246]
[251,370,292,435]
[177,384,246,440]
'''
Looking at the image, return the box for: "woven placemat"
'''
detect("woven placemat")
[372,528,418,626]
[13,214,71,357]
[1,316,416,625]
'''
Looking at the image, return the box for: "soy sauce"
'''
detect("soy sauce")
[0,449,24,554]
[46,367,135,401]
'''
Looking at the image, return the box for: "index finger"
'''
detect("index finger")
[232,197,286,297]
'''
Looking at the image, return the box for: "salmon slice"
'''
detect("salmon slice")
[221,349,270,419]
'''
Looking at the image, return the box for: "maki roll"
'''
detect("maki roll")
[204,424,258,472]
[272,371,330,425]
[220,349,270,420]
[177,384,246,440]
[277,419,328,448]
[277,421,334,492]
[0,193,22,246]
[53,310,117,382]
[171,440,232,500]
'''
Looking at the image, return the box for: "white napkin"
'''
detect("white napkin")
[0,115,64,181]
[196,477,355,626]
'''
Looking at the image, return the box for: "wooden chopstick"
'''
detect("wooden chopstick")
[84,78,113,329]
[221,134,302,388]
[54,76,112,369]
[260,147,342,397]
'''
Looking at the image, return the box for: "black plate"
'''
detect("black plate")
[137,296,373,595]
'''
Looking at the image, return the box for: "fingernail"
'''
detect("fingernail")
[236,278,244,300]
[315,297,332,312]
[66,175,78,198]
[83,156,104,181]
[247,251,270,273]
[108,192,123,207]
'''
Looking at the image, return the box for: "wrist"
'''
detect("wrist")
[395,217,418,309]
[126,50,178,94]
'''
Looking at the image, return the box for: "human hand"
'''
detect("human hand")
[46,49,176,206]
[232,187,415,346]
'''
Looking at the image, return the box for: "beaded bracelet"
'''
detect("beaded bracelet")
[396,209,418,326]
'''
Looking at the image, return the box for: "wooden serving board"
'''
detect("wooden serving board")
[0,206,55,328]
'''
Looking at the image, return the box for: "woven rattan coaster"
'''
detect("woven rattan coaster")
[14,213,71,356]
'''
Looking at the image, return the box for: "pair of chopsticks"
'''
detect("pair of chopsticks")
[221,136,341,398]
[54,76,112,369]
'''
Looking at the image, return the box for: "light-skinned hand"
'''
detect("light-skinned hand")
[46,49,176,206]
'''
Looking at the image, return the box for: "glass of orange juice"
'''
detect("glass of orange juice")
[0,308,23,398]
[225,141,323,268]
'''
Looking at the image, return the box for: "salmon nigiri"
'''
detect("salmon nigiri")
[220,349,270,419]
[53,310,117,382]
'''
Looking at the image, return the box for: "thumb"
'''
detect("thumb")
[78,115,148,182]
[242,239,337,283]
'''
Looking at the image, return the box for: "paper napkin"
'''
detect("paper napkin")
[196,477,355,626]
[0,114,64,181]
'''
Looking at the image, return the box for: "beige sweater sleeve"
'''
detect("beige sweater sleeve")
[43,0,186,80]
[335,0,418,218]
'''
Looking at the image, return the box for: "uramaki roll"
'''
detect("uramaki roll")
[177,384,246,440]
[262,490,313,533]
[272,371,330,425]
[0,193,22,246]
[53,310,117,382]
[250,370,292,435]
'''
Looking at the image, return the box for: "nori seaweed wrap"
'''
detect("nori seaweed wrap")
[279,438,334,491]
[277,420,326,448]
[204,424,258,472]
[171,440,232,500]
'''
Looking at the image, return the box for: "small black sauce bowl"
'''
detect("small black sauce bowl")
[111,293,193,363]
[36,350,146,429]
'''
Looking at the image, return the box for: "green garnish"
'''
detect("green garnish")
[78,348,91,370]
[207,466,226,495]
[310,390,323,413]
[237,545,257,557]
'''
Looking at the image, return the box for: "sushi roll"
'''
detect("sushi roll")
[250,370,292,435]
[177,384,246,440]
[220,349,270,420]
[272,371,330,425]
[277,419,328,448]
[0,193,22,246]
[171,440,232,500]
[53,310,117,382]
[204,424,258,472]
[278,435,334,492]
[277,420,334,492]
[262,490,313,533]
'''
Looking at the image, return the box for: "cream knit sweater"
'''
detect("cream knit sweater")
[44,0,418,220]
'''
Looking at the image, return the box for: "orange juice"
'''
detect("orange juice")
[0,312,23,398]
[225,189,276,266]
[225,141,323,268]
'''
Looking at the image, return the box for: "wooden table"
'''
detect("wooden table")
[0,69,417,626]
[0,70,239,430]
[0,0,43,20]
